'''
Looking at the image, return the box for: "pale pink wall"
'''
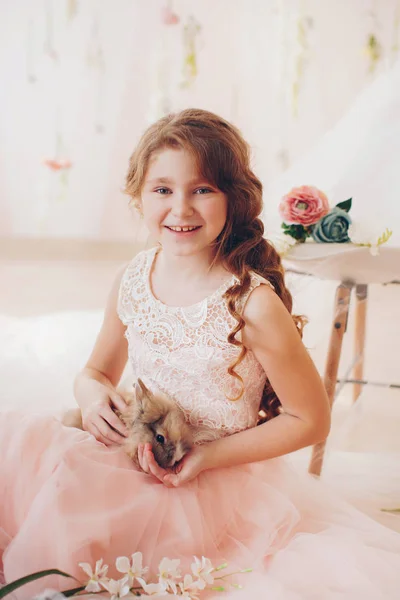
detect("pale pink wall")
[0,0,398,241]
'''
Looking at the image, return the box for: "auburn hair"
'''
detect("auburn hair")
[124,108,306,424]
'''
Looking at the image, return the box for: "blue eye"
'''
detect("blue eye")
[195,188,213,195]
[155,187,171,195]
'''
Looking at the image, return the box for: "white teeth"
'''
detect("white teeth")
[168,226,198,232]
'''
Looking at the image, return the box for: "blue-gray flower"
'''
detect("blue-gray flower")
[311,207,351,243]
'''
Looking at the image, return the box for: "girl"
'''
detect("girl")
[1,109,399,599]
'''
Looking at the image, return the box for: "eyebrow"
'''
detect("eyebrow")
[147,177,174,184]
[146,177,213,186]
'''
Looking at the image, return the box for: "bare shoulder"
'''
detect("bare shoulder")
[241,281,330,434]
[241,282,301,354]
[242,281,281,320]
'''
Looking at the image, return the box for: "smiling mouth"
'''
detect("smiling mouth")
[165,225,201,232]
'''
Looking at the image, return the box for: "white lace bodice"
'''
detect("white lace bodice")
[117,247,272,444]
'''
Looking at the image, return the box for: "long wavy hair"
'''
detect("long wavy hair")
[124,108,306,424]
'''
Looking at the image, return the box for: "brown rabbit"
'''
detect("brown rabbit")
[62,379,193,469]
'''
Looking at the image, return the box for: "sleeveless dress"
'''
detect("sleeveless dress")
[1,246,400,599]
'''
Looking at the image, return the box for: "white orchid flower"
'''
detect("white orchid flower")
[191,556,214,586]
[158,557,182,593]
[348,223,392,256]
[179,588,200,599]
[79,558,109,592]
[136,576,169,596]
[101,576,131,600]
[269,232,298,257]
[178,573,204,598]
[116,552,148,585]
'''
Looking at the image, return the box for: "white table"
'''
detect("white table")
[283,243,400,476]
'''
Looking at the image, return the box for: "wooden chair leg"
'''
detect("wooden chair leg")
[353,284,368,403]
[308,282,352,477]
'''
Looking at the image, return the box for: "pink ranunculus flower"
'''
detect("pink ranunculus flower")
[279,185,330,226]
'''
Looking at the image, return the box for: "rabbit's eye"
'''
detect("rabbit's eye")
[156,434,165,445]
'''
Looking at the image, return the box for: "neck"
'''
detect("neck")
[156,246,225,282]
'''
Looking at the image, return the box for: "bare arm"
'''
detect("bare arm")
[73,263,130,445]
[202,283,331,470]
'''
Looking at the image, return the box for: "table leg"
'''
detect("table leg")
[353,284,368,403]
[308,282,352,476]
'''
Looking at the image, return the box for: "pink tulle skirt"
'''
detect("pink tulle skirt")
[1,411,400,599]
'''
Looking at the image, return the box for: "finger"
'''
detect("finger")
[89,423,113,447]
[138,443,147,472]
[95,417,125,445]
[146,448,168,482]
[163,473,179,487]
[101,405,129,437]
[138,443,143,464]
[140,444,150,473]
[162,478,174,488]
[110,391,129,413]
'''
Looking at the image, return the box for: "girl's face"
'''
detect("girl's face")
[140,148,228,259]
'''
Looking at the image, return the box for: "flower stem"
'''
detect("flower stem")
[215,568,252,580]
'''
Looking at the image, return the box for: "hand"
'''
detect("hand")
[138,443,208,487]
[80,381,129,446]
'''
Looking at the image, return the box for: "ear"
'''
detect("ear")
[133,378,153,411]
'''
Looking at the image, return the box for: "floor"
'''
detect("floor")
[0,246,399,532]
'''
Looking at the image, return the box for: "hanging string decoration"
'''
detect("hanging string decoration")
[86,14,106,133]
[39,128,72,233]
[42,132,72,202]
[275,0,292,172]
[147,2,181,123]
[391,0,400,65]
[26,19,37,84]
[43,0,58,61]
[291,11,313,118]
[67,0,78,22]
[364,34,382,73]
[161,1,180,26]
[180,15,202,89]
[363,2,382,74]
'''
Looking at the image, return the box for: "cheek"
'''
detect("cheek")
[142,196,167,223]
[203,197,228,227]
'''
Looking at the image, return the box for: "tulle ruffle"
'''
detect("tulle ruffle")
[1,411,400,599]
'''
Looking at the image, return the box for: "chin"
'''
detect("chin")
[162,244,201,257]
[162,238,218,258]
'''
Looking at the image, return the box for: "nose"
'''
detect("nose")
[171,191,194,219]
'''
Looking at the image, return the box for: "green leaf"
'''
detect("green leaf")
[240,568,253,573]
[0,570,73,599]
[61,586,86,597]
[335,198,352,212]
[281,223,309,242]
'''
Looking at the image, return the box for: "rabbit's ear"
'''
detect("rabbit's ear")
[134,378,153,410]
[137,378,151,396]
